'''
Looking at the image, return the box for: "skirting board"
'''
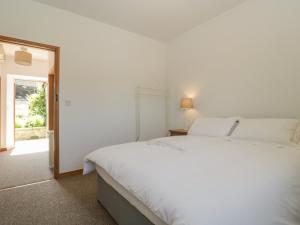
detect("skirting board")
[58,169,83,178]
[0,146,14,152]
[0,148,7,152]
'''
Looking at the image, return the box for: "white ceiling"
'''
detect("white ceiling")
[1,43,49,61]
[34,0,246,41]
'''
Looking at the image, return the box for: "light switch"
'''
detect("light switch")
[65,100,71,107]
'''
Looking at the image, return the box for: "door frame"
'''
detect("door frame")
[0,35,60,179]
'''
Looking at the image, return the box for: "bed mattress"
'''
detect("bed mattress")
[96,165,167,225]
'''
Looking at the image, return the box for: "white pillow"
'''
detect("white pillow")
[231,118,299,145]
[188,117,239,137]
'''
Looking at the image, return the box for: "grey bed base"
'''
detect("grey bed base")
[97,174,155,225]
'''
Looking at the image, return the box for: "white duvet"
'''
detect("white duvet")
[84,136,300,225]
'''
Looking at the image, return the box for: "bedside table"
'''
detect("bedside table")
[169,129,188,136]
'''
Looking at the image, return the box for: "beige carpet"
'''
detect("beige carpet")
[0,139,53,189]
[0,172,117,225]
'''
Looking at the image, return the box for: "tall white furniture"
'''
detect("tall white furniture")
[136,87,167,141]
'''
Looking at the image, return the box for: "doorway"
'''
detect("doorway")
[14,78,49,157]
[15,79,48,141]
[0,35,60,184]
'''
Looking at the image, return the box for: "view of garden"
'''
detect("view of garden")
[15,80,47,140]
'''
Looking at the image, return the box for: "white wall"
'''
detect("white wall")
[0,63,3,146]
[167,0,300,129]
[0,0,166,172]
[6,75,14,147]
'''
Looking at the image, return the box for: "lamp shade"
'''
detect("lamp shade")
[15,47,32,66]
[180,98,193,109]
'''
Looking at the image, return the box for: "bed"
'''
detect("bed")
[84,133,300,225]
[84,117,300,225]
